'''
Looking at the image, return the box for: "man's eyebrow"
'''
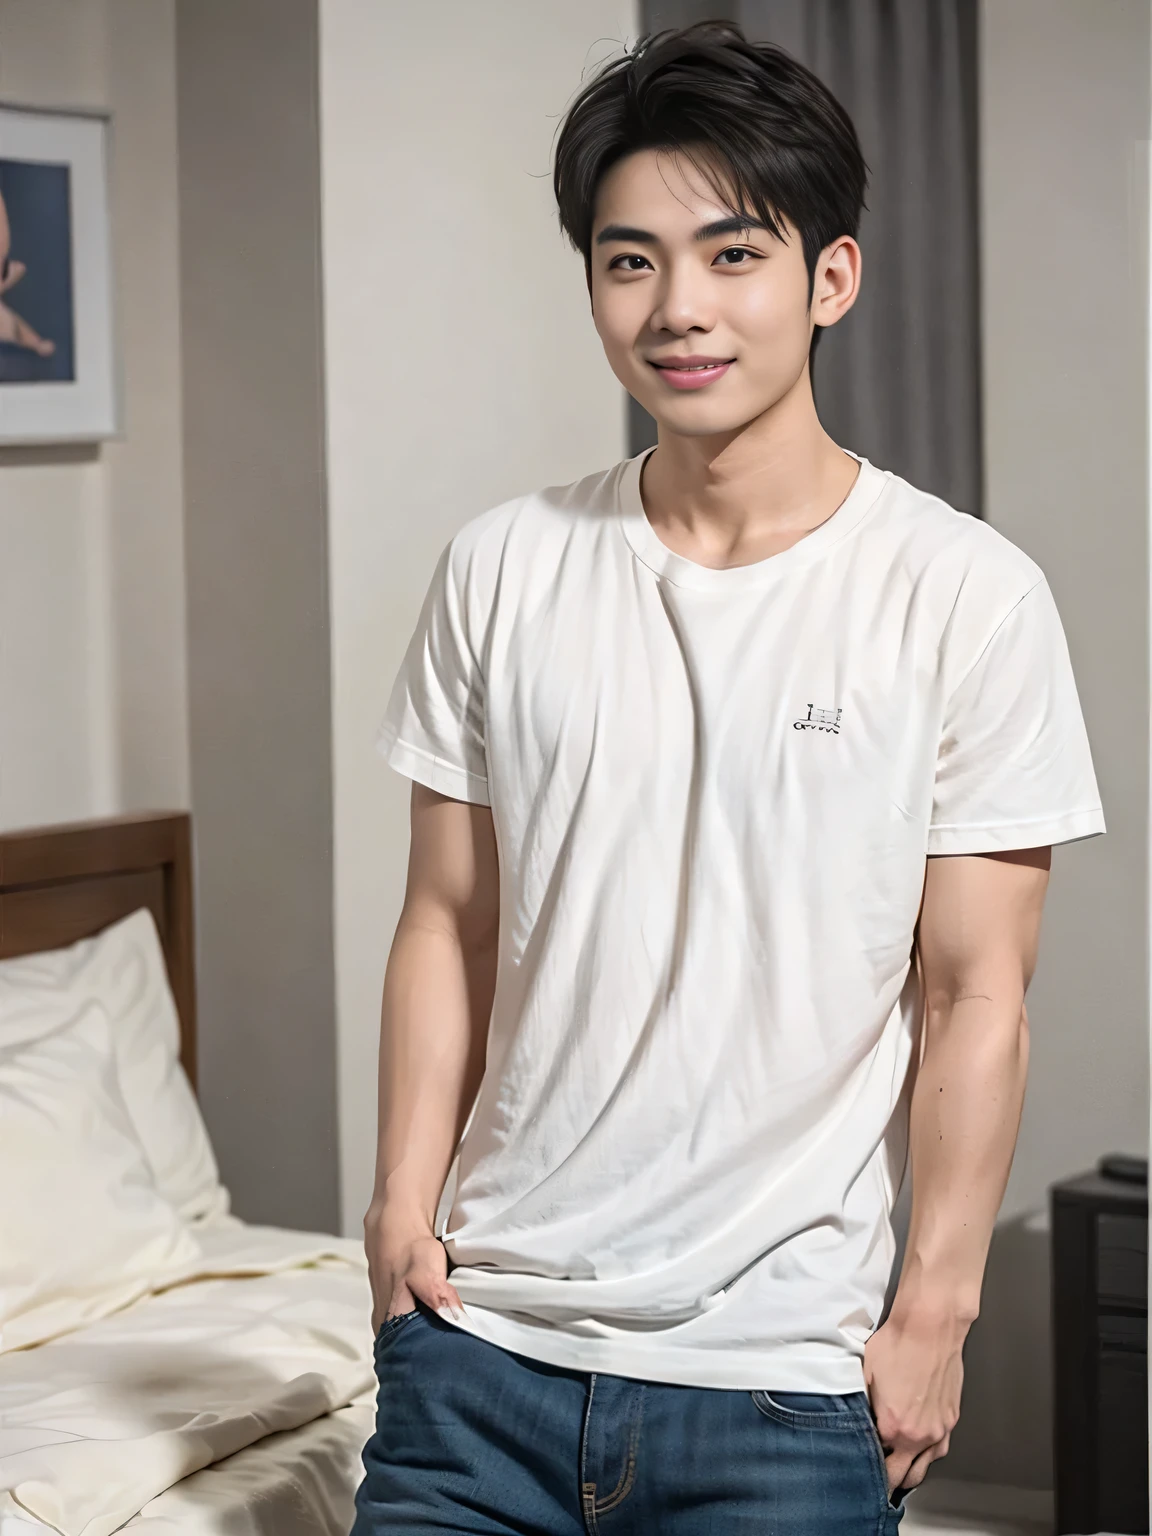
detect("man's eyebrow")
[594,214,772,247]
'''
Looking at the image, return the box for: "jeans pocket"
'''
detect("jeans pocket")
[372,1306,421,1361]
[750,1389,872,1431]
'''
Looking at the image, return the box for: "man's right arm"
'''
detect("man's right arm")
[364,780,500,1330]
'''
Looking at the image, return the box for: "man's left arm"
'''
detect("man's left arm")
[864,845,1052,1494]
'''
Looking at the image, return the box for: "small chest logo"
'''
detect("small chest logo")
[793,704,842,734]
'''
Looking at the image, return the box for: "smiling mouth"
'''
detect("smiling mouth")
[651,359,735,371]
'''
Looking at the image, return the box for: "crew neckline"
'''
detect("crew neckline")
[616,445,890,592]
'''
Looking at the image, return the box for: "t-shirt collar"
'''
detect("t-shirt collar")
[616,445,890,592]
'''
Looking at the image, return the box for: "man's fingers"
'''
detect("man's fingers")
[884,1450,915,1494]
[884,1434,949,1495]
[370,1278,415,1331]
[406,1267,467,1321]
[385,1279,416,1318]
[900,1439,949,1491]
[366,1232,454,1331]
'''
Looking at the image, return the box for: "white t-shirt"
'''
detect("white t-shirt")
[378,448,1104,1392]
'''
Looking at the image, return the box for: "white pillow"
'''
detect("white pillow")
[0,908,229,1223]
[0,1003,202,1352]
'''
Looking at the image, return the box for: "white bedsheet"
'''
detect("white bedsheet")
[0,1399,374,1536]
[0,1222,375,1536]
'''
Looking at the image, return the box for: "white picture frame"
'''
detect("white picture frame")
[0,103,117,445]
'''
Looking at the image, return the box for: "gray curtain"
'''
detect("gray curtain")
[632,0,982,517]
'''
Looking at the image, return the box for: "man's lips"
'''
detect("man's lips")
[649,355,735,370]
[648,356,735,390]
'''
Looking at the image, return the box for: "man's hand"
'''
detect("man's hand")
[365,1206,466,1332]
[864,1305,964,1493]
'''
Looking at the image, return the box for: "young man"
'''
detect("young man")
[353,22,1104,1535]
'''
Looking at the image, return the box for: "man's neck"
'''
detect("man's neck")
[639,370,860,570]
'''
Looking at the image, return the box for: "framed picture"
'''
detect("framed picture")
[0,103,116,445]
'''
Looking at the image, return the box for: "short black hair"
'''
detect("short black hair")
[553,21,868,348]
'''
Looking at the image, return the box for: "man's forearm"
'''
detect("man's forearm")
[866,849,1047,1489]
[367,915,496,1236]
[890,990,1029,1328]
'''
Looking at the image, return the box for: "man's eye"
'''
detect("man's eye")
[608,254,651,272]
[715,247,758,266]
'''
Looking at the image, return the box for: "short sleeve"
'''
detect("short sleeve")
[377,538,490,806]
[927,579,1105,854]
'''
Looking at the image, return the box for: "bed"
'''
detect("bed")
[0,813,375,1535]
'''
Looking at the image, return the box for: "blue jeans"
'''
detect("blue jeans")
[352,1301,906,1534]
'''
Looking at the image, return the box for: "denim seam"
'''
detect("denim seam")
[594,1392,644,1514]
[580,1374,599,1536]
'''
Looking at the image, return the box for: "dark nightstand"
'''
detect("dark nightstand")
[1051,1162,1148,1535]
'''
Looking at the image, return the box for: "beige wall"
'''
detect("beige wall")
[0,0,189,830]
[947,0,1151,1489]
[318,0,635,1235]
[104,0,190,812]
[176,0,339,1232]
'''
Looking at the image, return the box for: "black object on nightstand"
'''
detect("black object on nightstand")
[1051,1158,1148,1534]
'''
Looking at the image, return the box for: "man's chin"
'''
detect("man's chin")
[639,401,769,441]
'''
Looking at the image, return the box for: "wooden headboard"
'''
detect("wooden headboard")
[0,812,197,1086]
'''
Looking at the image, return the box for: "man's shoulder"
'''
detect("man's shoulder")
[448,457,629,559]
[868,467,1045,610]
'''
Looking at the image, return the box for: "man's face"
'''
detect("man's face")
[589,148,840,439]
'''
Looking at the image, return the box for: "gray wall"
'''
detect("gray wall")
[177,0,339,1232]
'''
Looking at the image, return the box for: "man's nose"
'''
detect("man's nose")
[647,260,716,335]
